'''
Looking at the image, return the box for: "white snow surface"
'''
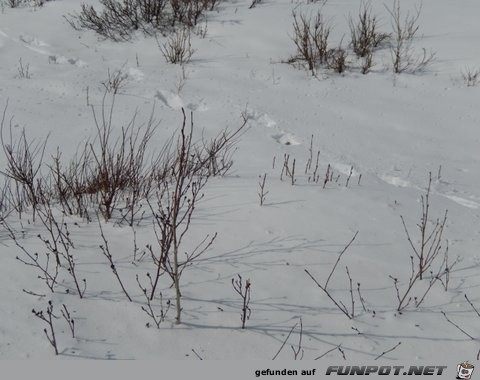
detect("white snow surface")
[0,0,479,361]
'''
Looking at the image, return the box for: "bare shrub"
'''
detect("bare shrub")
[3,220,60,292]
[102,68,130,94]
[50,147,93,220]
[391,173,459,312]
[87,93,156,221]
[170,0,214,28]
[192,116,247,177]
[67,0,165,41]
[136,274,171,328]
[36,203,87,298]
[462,66,480,87]
[327,45,348,74]
[1,104,48,221]
[349,1,389,59]
[67,0,219,41]
[290,10,331,75]
[6,0,25,8]
[146,110,246,324]
[386,0,435,74]
[16,58,31,79]
[147,110,218,324]
[158,27,194,64]
[360,49,374,74]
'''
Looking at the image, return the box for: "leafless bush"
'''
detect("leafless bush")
[88,94,156,221]
[360,49,374,74]
[232,274,251,329]
[158,28,194,65]
[36,203,87,298]
[170,0,214,28]
[305,231,359,319]
[349,1,389,59]
[48,97,156,224]
[391,173,459,312]
[192,116,247,177]
[5,0,24,8]
[290,10,331,75]
[145,110,245,324]
[327,45,348,74]
[16,58,31,79]
[3,220,60,291]
[67,0,219,41]
[32,301,59,355]
[462,66,480,87]
[67,0,163,41]
[50,147,92,221]
[1,104,48,221]
[386,0,435,74]
[136,274,171,328]
[102,68,130,94]
[147,110,218,324]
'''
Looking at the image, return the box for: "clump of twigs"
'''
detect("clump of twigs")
[462,66,480,87]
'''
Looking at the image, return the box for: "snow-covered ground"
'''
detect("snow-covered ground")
[0,0,479,362]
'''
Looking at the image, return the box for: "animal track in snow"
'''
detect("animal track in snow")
[155,90,184,110]
[379,173,479,209]
[271,132,301,146]
[186,98,208,112]
[245,110,277,128]
[48,55,87,67]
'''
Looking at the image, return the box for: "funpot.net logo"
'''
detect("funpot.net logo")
[325,365,448,376]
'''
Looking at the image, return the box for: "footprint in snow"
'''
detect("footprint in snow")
[244,110,277,128]
[379,173,480,209]
[272,132,301,146]
[155,90,184,110]
[19,34,50,55]
[48,55,87,67]
[186,99,208,112]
